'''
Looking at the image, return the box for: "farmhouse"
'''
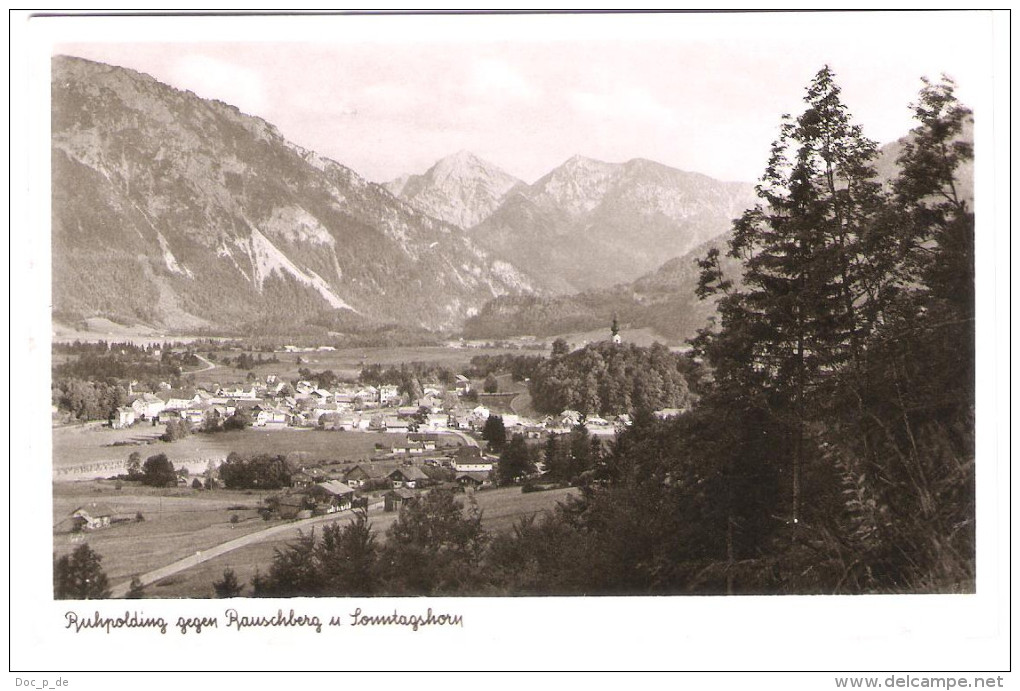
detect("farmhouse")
[388,466,429,489]
[309,481,356,513]
[344,462,400,488]
[453,446,495,473]
[70,503,116,531]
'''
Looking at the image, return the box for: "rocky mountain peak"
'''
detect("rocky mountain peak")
[384,151,523,229]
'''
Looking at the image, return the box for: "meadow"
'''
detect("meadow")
[119,485,577,598]
[187,344,544,389]
[52,426,455,475]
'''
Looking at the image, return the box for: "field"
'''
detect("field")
[52,426,463,476]
[187,344,547,389]
[58,483,576,598]
[53,480,276,585]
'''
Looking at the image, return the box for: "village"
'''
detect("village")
[62,346,681,538]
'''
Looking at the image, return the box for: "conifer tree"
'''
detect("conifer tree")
[697,66,890,523]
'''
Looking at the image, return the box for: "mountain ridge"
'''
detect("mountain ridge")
[51,55,538,335]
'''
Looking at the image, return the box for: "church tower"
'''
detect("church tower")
[611,314,621,345]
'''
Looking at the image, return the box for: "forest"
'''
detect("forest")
[210,68,974,596]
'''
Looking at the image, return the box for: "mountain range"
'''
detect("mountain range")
[388,152,755,293]
[461,118,976,344]
[60,55,957,345]
[51,56,535,335]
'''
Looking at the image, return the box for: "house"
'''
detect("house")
[456,471,491,489]
[113,406,136,429]
[160,389,200,411]
[425,413,449,430]
[448,415,472,430]
[131,393,165,420]
[653,408,685,420]
[70,503,116,531]
[309,481,356,513]
[291,470,317,489]
[560,409,583,427]
[454,374,472,393]
[344,463,399,488]
[384,488,417,512]
[408,433,439,451]
[379,385,401,405]
[384,418,412,433]
[388,466,429,489]
[452,446,494,472]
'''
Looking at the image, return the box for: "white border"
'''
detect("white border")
[9,10,1011,680]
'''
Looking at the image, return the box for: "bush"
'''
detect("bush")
[230,514,240,524]
[135,512,145,522]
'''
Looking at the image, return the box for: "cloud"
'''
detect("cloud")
[168,55,267,116]
[469,58,537,101]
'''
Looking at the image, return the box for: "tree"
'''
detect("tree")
[250,531,321,597]
[213,568,244,597]
[223,408,252,431]
[126,451,142,478]
[696,65,890,524]
[481,415,507,452]
[54,544,111,599]
[381,489,488,594]
[483,373,499,393]
[316,511,378,596]
[496,434,535,485]
[141,453,176,487]
[551,338,570,358]
[160,418,191,442]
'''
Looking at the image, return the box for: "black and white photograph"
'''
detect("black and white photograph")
[11,9,1010,677]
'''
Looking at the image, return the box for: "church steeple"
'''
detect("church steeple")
[611,314,621,344]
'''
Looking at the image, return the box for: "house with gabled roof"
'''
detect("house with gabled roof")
[308,481,356,513]
[344,462,400,488]
[70,503,116,531]
[456,471,491,489]
[131,393,165,419]
[388,465,429,489]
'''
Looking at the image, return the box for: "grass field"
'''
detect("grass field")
[53,480,276,585]
[118,485,578,598]
[53,426,466,474]
[188,344,546,389]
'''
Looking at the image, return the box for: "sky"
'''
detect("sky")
[45,12,997,185]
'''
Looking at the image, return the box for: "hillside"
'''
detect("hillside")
[51,56,538,335]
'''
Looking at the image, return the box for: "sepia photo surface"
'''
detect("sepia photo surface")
[12,10,1010,675]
